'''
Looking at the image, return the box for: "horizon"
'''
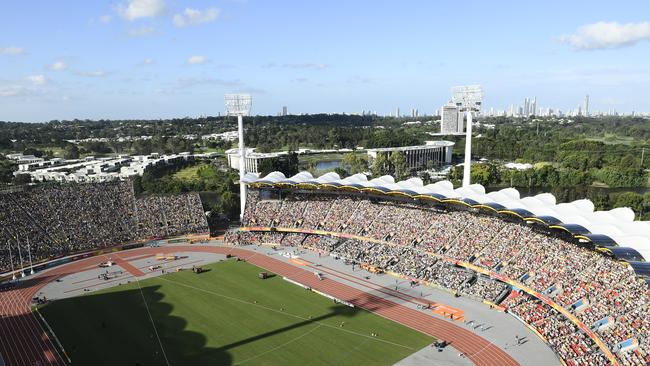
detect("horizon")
[2,0,650,121]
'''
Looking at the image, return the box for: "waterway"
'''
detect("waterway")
[314,160,341,171]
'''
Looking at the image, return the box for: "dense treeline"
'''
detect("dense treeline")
[446,163,650,219]
[257,152,300,177]
[472,118,649,171]
[132,159,239,221]
[0,155,16,184]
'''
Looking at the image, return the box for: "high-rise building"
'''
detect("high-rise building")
[584,95,589,117]
[396,107,400,118]
[411,108,418,118]
[531,97,537,116]
[441,103,462,134]
[524,97,530,116]
[282,106,288,116]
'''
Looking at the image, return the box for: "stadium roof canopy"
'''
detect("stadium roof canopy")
[243,171,650,263]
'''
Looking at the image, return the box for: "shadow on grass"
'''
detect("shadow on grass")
[34,284,371,366]
[38,285,227,366]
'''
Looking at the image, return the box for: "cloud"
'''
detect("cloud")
[347,75,374,84]
[282,63,328,70]
[187,55,208,65]
[143,58,155,65]
[0,85,25,97]
[27,74,47,86]
[173,7,220,27]
[78,70,107,77]
[128,25,156,37]
[117,0,166,21]
[177,77,242,88]
[262,62,328,70]
[49,61,68,71]
[559,21,650,50]
[99,14,112,24]
[0,47,26,56]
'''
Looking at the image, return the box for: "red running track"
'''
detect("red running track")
[0,245,520,366]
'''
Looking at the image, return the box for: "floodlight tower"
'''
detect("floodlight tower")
[452,85,483,188]
[225,94,252,221]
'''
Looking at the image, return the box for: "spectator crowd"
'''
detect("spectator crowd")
[227,189,649,366]
[135,194,207,238]
[1,182,207,273]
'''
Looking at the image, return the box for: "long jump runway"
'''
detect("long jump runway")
[0,245,519,366]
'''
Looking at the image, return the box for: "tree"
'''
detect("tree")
[22,148,45,157]
[217,190,238,218]
[448,165,464,183]
[342,153,368,174]
[334,167,348,178]
[371,153,390,177]
[614,192,644,219]
[0,159,16,184]
[13,174,31,185]
[63,144,80,159]
[258,152,299,177]
[81,141,112,154]
[390,152,408,180]
[284,151,299,176]
[0,136,12,149]
[590,191,611,211]
[419,171,432,185]
[471,164,499,186]
[642,192,650,217]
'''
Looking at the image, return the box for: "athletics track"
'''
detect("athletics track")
[0,245,519,366]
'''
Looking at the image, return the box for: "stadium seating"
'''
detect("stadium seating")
[227,188,649,365]
[0,182,208,273]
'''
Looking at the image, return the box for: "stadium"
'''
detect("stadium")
[1,172,649,366]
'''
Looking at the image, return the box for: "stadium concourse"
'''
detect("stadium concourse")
[1,242,528,366]
[225,170,650,366]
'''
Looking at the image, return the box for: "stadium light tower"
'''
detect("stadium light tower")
[225,94,252,221]
[452,85,483,188]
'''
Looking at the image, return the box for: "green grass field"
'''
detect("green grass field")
[40,259,433,365]
[586,134,636,145]
[172,163,210,181]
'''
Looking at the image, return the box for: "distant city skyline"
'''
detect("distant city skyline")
[1,0,650,121]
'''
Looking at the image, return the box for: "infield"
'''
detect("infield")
[39,258,433,365]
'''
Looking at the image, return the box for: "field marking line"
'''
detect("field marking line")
[233,324,322,365]
[330,337,370,365]
[463,336,498,359]
[154,276,416,350]
[131,263,171,366]
[32,306,70,365]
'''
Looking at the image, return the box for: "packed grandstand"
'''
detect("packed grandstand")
[0,181,208,273]
[1,172,648,366]
[224,171,650,366]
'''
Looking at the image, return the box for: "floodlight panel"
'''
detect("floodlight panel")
[225,94,252,116]
[451,85,483,111]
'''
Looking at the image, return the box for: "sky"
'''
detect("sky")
[1,0,650,121]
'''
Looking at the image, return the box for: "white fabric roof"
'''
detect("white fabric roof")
[245,171,650,260]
